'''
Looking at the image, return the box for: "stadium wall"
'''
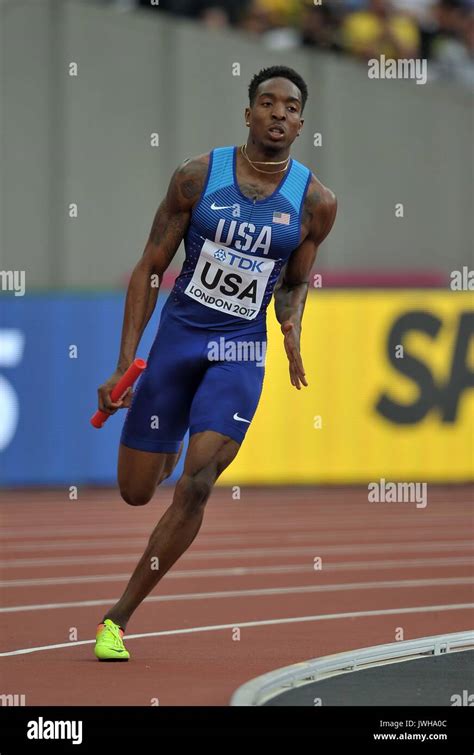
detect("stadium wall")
[0,0,472,288]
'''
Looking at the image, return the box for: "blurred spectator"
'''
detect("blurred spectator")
[341,0,421,59]
[199,6,230,28]
[137,0,248,24]
[301,4,342,52]
[429,0,474,84]
[196,0,249,25]
[253,0,303,26]
[339,1,370,8]
[239,0,273,35]
[238,0,300,50]
[390,0,438,23]
[111,0,473,87]
[137,0,194,14]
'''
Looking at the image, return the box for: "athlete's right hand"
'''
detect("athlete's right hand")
[97,370,133,416]
[281,320,308,390]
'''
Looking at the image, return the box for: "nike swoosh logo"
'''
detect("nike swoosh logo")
[211,202,234,211]
[233,412,251,424]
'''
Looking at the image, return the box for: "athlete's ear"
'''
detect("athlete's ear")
[244,106,251,126]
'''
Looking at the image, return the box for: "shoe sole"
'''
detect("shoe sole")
[95,648,130,662]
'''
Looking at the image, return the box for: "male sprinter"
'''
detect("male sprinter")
[94,66,337,660]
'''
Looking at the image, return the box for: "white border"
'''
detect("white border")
[229,630,474,706]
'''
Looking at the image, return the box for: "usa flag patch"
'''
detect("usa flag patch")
[273,211,290,225]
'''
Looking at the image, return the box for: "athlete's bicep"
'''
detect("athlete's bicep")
[284,185,337,287]
[143,195,190,276]
[141,155,209,276]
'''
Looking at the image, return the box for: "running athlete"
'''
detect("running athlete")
[94,66,337,660]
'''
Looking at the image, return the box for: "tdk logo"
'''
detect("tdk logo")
[214,248,264,273]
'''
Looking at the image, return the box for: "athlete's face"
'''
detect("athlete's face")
[245,77,304,150]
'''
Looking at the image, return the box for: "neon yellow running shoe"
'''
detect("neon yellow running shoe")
[94,618,130,661]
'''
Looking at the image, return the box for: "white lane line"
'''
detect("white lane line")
[0,577,472,613]
[1,603,473,657]
[1,557,472,590]
[0,516,472,538]
[0,535,318,552]
[2,521,472,551]
[0,523,378,538]
[1,541,472,569]
[5,527,468,553]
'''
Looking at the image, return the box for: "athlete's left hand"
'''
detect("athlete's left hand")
[281,321,308,390]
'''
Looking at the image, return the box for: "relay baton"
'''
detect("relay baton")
[90,358,147,429]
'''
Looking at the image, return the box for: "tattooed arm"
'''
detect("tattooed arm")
[97,155,209,415]
[274,177,337,390]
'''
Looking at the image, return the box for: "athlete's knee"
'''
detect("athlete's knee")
[119,485,154,507]
[156,469,170,488]
[156,462,175,487]
[175,473,213,513]
[156,445,183,488]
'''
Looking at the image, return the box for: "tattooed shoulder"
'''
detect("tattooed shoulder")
[301,174,337,232]
[176,154,210,203]
[301,179,322,229]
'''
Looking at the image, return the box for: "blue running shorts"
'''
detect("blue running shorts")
[120,307,267,453]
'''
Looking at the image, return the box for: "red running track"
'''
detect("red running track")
[0,486,473,706]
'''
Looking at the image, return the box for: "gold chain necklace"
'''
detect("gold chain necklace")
[240,144,290,175]
[242,143,289,164]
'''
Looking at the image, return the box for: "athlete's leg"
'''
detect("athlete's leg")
[117,311,206,506]
[117,441,184,506]
[103,430,240,629]
[103,331,265,630]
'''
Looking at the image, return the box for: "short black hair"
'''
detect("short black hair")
[248,66,308,113]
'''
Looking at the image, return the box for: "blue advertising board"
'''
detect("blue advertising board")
[0,293,187,486]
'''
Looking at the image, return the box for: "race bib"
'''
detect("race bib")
[184,239,275,320]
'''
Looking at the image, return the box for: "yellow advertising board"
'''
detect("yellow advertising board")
[218,291,474,484]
